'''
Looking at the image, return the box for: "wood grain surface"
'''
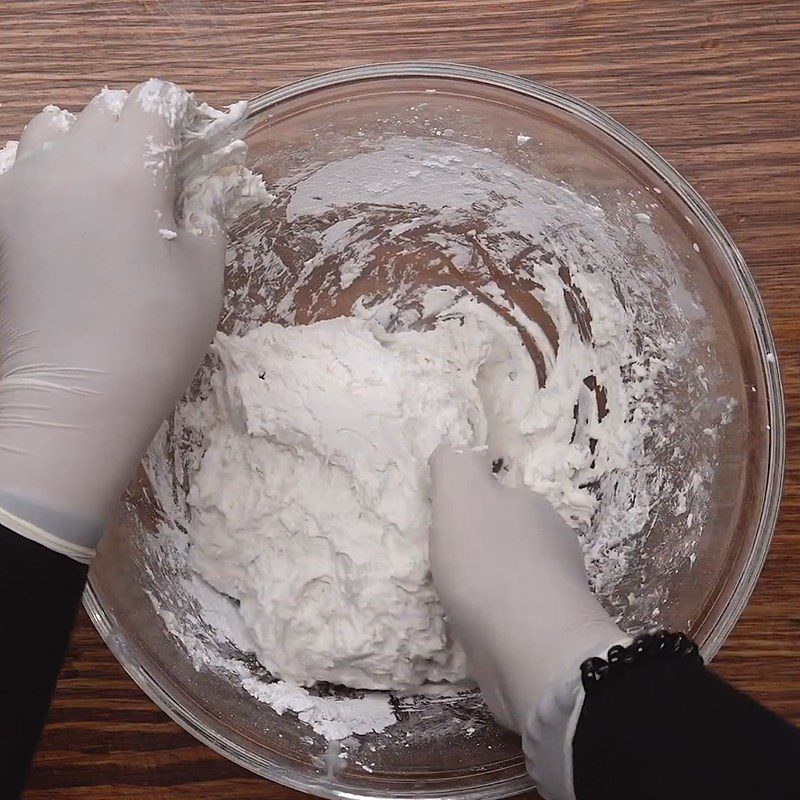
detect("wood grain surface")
[1,1,799,797]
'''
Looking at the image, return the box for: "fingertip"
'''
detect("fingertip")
[116,80,191,194]
[177,223,227,282]
[429,444,459,479]
[90,87,129,121]
[17,105,76,158]
[40,104,77,132]
[429,444,493,493]
[97,87,129,118]
[72,87,129,136]
[122,79,191,136]
[202,226,227,268]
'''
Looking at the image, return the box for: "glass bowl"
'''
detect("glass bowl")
[84,63,784,799]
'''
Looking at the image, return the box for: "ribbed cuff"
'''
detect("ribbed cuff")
[522,634,632,800]
[0,500,95,564]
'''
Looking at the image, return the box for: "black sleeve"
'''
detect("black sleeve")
[573,649,800,800]
[0,524,88,797]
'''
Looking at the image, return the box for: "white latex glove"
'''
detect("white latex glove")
[429,445,628,800]
[0,81,225,562]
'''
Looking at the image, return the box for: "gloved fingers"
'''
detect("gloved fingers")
[16,106,76,159]
[429,445,498,578]
[430,444,495,510]
[70,88,128,138]
[473,669,519,733]
[173,226,226,310]
[115,79,191,196]
[176,224,226,275]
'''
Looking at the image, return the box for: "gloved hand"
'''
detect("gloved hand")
[0,81,225,562]
[429,445,627,800]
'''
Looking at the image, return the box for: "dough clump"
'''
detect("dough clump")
[188,314,499,689]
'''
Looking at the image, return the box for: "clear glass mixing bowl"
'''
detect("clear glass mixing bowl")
[85,63,784,799]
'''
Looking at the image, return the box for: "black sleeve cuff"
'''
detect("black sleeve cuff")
[0,524,88,797]
[574,635,800,800]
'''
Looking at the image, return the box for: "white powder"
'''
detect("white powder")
[96,87,128,118]
[246,681,397,740]
[180,137,271,235]
[41,104,77,132]
[135,79,192,129]
[0,140,17,175]
[148,577,397,740]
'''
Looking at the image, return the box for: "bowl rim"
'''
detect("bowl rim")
[85,60,785,800]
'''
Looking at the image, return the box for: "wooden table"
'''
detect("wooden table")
[1,1,798,797]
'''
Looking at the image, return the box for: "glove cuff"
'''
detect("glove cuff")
[0,490,97,564]
[522,632,631,800]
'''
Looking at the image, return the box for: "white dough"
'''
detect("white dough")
[188,312,503,689]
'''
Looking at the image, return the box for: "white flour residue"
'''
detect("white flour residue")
[41,104,77,132]
[96,86,128,117]
[0,141,17,175]
[181,138,271,235]
[246,682,396,740]
[134,134,731,747]
[136,78,192,129]
[148,578,396,741]
[140,514,399,741]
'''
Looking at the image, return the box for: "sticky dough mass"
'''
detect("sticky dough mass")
[188,303,521,689]
[187,289,625,690]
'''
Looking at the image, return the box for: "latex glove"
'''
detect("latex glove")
[0,81,225,562]
[429,445,628,800]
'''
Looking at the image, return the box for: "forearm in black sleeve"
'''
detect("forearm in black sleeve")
[0,525,88,797]
[573,643,800,800]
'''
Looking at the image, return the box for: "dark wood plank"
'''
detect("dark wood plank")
[0,1,797,797]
